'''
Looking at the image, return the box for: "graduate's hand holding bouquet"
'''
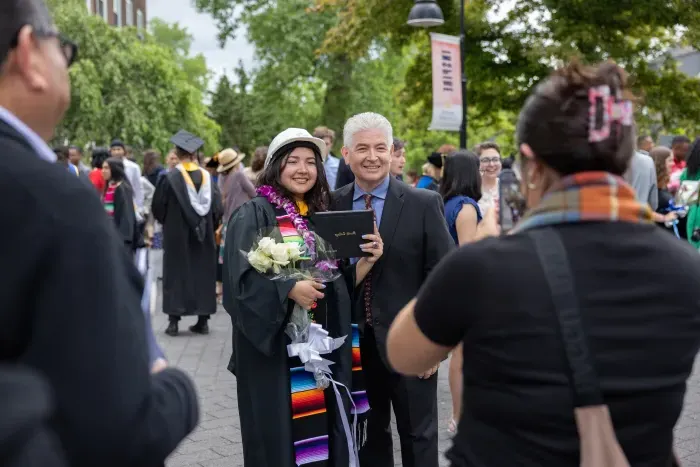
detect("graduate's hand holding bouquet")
[246,233,331,319]
[242,228,345,386]
[288,280,325,310]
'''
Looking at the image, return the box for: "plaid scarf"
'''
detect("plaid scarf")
[512,171,653,234]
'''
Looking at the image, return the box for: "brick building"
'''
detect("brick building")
[85,0,147,30]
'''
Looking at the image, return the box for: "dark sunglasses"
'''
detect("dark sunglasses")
[9,27,78,68]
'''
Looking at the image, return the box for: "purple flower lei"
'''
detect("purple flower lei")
[257,185,317,259]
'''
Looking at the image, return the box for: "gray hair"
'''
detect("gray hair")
[343,112,393,148]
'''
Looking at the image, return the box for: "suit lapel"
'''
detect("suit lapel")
[332,184,355,211]
[374,178,404,280]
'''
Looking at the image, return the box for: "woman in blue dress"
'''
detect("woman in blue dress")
[440,150,483,433]
[441,150,483,245]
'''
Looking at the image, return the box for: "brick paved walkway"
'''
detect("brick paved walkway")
[156,304,700,467]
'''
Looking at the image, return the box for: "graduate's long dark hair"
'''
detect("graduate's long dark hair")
[104,157,133,196]
[257,142,331,214]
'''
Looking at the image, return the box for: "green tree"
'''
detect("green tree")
[48,0,220,155]
[194,0,524,154]
[231,62,327,153]
[196,0,355,140]
[209,75,237,149]
[149,18,210,92]
[209,63,262,154]
[316,0,700,136]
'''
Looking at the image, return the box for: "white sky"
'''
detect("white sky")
[148,0,256,88]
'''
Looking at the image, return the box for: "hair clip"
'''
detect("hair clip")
[588,85,633,143]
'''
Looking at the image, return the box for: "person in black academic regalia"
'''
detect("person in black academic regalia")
[102,157,138,252]
[153,130,222,336]
[223,128,384,467]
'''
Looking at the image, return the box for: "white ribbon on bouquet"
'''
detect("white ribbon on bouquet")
[287,323,359,467]
[287,323,346,374]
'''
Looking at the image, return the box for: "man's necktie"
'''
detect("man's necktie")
[363,194,375,326]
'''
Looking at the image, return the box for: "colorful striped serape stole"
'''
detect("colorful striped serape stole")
[290,367,329,465]
[103,184,116,217]
[350,324,370,448]
[278,221,302,242]
[278,213,308,257]
[278,213,330,466]
[350,325,370,414]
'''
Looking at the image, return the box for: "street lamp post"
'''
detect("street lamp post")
[407,0,468,150]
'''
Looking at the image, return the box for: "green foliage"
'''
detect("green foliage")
[398,101,516,170]
[317,0,700,137]
[149,18,211,91]
[49,1,220,155]
[198,0,356,150]
[209,61,326,158]
[197,0,700,159]
[198,0,434,156]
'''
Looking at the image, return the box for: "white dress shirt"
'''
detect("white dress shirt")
[123,158,144,210]
[0,106,56,163]
[324,154,340,190]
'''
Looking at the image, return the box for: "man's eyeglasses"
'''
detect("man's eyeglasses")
[480,157,501,165]
[9,28,78,68]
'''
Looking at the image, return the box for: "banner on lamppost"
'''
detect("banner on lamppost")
[429,33,462,132]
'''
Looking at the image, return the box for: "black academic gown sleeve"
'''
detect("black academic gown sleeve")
[113,183,136,250]
[223,197,296,357]
[152,175,168,225]
[211,181,223,227]
[222,198,299,467]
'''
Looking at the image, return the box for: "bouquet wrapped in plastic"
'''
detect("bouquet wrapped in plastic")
[242,228,344,387]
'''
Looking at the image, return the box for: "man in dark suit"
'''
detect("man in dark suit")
[0,2,198,466]
[335,153,356,189]
[332,112,454,467]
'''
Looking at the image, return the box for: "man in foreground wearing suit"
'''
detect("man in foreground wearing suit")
[332,112,454,467]
[0,1,198,466]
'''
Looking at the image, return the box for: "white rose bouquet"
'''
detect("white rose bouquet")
[247,236,303,274]
[241,228,342,347]
[243,230,338,282]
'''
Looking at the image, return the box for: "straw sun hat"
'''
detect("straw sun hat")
[217,148,245,173]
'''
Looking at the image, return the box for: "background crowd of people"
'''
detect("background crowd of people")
[3,1,700,466]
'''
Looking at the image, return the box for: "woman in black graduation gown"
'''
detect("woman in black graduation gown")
[102,157,138,252]
[223,129,383,467]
